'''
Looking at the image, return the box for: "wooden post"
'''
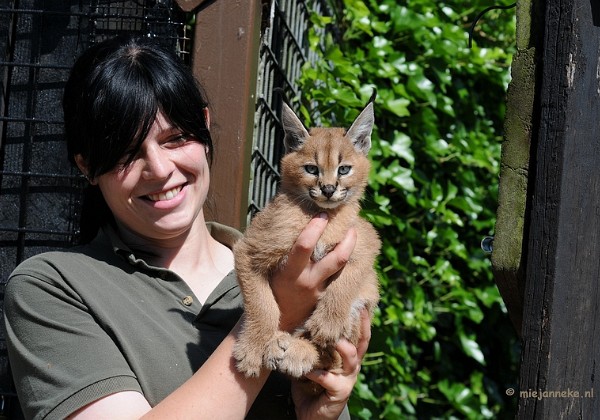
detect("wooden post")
[492,0,543,335]
[177,0,263,230]
[518,0,600,417]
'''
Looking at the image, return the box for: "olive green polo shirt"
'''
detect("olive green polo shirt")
[4,222,294,419]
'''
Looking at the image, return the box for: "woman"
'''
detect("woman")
[3,35,370,419]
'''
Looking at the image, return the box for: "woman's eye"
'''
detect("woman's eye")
[338,165,351,175]
[304,165,319,175]
[164,134,190,148]
[171,134,188,144]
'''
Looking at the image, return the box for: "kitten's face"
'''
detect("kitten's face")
[280,128,370,209]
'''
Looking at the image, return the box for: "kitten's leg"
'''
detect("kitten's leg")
[234,271,320,377]
[307,223,380,346]
[233,272,281,377]
[305,266,379,347]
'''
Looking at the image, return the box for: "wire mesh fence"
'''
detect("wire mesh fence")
[248,0,333,220]
[0,0,190,281]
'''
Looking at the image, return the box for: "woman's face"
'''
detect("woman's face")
[92,112,210,242]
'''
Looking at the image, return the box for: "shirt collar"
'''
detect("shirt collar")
[96,221,242,269]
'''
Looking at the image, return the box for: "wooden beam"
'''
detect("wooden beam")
[492,0,543,335]
[518,0,600,417]
[189,0,262,230]
[175,0,211,13]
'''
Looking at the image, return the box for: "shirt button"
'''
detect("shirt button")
[182,296,194,306]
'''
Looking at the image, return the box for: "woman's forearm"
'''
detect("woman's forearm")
[143,320,269,419]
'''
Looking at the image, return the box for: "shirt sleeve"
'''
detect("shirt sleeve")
[3,267,142,420]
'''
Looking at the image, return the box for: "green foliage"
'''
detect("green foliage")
[297,0,520,418]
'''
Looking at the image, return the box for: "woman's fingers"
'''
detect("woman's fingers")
[280,213,329,281]
[302,339,360,401]
[283,214,357,288]
[312,227,357,290]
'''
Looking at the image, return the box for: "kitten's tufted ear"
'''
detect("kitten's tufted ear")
[346,102,374,155]
[282,102,310,153]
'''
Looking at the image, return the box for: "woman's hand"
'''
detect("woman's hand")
[270,213,357,332]
[291,309,372,419]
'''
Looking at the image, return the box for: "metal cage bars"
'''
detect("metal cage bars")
[248,0,332,220]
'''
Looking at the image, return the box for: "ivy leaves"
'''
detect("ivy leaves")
[298,0,518,418]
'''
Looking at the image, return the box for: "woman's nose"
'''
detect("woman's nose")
[141,144,174,179]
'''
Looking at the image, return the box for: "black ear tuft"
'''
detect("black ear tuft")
[367,88,377,105]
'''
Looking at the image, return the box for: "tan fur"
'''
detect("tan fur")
[232,102,381,391]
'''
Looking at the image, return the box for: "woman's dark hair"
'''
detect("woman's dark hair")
[64,35,213,243]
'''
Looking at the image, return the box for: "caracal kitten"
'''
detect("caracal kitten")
[233,100,381,389]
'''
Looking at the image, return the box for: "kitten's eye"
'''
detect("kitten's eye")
[304,165,319,175]
[338,165,352,175]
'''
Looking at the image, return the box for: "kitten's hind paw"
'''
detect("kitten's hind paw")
[264,333,319,378]
[233,341,264,378]
[304,315,347,347]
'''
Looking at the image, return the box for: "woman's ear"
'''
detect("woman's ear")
[203,107,211,130]
[74,154,97,185]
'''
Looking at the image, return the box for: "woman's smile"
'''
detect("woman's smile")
[146,185,184,202]
[141,183,188,210]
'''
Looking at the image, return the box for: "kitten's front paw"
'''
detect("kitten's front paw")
[233,340,264,378]
[264,333,319,378]
[263,331,292,371]
[304,314,348,347]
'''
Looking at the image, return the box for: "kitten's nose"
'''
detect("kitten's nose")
[321,184,336,198]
